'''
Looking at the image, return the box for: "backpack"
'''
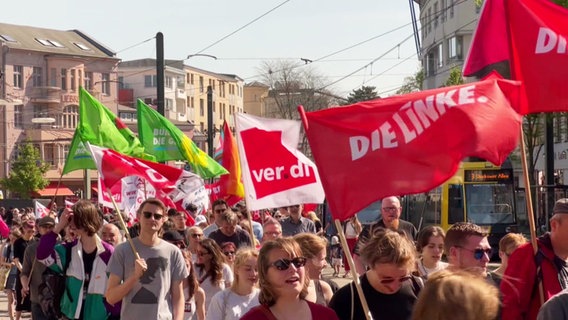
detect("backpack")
[38,244,72,320]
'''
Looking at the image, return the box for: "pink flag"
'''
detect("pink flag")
[235,113,325,211]
[0,216,8,238]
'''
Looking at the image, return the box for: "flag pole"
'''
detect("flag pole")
[108,189,141,260]
[49,173,64,212]
[519,126,545,305]
[298,105,373,320]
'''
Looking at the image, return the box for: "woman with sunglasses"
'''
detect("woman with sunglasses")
[241,238,338,320]
[186,226,204,263]
[415,226,448,279]
[181,250,205,320]
[329,229,422,320]
[207,248,260,320]
[37,200,114,320]
[221,242,237,269]
[196,238,233,311]
[293,233,333,306]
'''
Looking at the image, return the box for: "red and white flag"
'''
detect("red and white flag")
[34,201,49,219]
[235,113,325,211]
[302,77,522,221]
[64,200,76,208]
[463,0,568,114]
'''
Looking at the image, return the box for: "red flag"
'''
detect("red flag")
[463,0,510,78]
[506,0,568,114]
[87,144,183,196]
[235,113,325,211]
[302,78,522,221]
[218,121,244,201]
[0,216,8,238]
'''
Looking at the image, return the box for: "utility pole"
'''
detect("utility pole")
[207,85,214,158]
[156,32,165,116]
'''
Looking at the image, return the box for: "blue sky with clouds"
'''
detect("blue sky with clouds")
[2,0,421,97]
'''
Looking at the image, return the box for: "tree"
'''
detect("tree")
[0,140,50,199]
[396,69,424,94]
[343,86,379,105]
[257,60,341,156]
[443,67,464,87]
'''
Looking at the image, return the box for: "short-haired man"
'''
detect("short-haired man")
[235,201,263,243]
[208,210,252,250]
[353,196,417,274]
[106,198,188,320]
[280,204,316,237]
[262,217,283,243]
[170,211,190,247]
[502,199,568,320]
[101,223,125,247]
[444,222,492,277]
[203,199,228,237]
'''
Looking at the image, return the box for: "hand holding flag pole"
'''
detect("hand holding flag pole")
[298,105,373,320]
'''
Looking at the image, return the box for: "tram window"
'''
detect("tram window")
[465,184,515,225]
[448,184,465,224]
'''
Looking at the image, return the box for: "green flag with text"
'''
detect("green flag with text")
[61,131,96,174]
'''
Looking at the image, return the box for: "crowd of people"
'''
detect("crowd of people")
[0,195,567,319]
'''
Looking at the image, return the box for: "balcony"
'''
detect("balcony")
[176,88,186,98]
[29,87,61,104]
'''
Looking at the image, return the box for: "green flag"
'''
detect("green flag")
[78,87,145,157]
[62,131,96,175]
[137,99,228,179]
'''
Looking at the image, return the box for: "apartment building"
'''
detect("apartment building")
[0,22,120,198]
[414,0,481,89]
[117,59,244,151]
[243,81,269,116]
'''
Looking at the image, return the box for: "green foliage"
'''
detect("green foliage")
[443,67,464,87]
[552,0,568,7]
[396,69,424,94]
[0,140,50,199]
[344,86,379,105]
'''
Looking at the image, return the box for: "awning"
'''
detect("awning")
[35,182,75,197]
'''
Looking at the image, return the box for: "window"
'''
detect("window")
[32,67,42,87]
[84,72,92,90]
[44,144,55,166]
[13,65,23,88]
[119,112,134,121]
[70,69,76,91]
[200,122,204,133]
[35,38,52,46]
[425,50,436,76]
[434,2,439,28]
[220,103,224,119]
[35,38,64,47]
[441,0,447,22]
[101,73,110,95]
[60,105,78,129]
[0,34,16,42]
[427,8,432,33]
[190,97,194,108]
[63,144,70,164]
[448,36,463,60]
[438,43,444,68]
[165,98,173,110]
[165,76,173,89]
[450,0,455,18]
[200,99,204,116]
[144,75,157,87]
[61,68,67,90]
[14,105,23,128]
[49,40,64,48]
[50,68,57,86]
[73,42,90,51]
[199,76,204,93]
[190,74,194,85]
[118,76,125,89]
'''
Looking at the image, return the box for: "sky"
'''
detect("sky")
[1,0,422,98]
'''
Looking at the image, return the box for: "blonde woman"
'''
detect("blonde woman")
[294,233,333,306]
[306,211,323,234]
[241,238,338,320]
[342,215,361,277]
[412,269,500,320]
[329,229,422,319]
[207,248,260,319]
[490,232,527,286]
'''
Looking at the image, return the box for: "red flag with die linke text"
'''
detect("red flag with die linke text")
[302,78,522,221]
[235,113,325,211]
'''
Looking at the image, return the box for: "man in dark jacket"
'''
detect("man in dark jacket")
[501,198,568,320]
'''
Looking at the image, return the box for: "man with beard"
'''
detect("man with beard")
[352,196,417,275]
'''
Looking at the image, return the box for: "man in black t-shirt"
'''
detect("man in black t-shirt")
[353,196,417,274]
[208,210,252,250]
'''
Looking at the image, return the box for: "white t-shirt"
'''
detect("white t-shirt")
[206,288,260,320]
[198,263,234,310]
[417,260,448,278]
[183,287,196,320]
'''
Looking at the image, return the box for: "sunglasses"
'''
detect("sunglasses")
[381,206,398,212]
[457,246,493,260]
[224,251,235,257]
[270,257,307,271]
[190,233,204,239]
[379,275,413,285]
[142,211,164,220]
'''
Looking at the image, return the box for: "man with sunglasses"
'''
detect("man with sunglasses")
[203,199,229,237]
[281,204,316,237]
[502,199,568,320]
[445,222,492,278]
[106,198,188,320]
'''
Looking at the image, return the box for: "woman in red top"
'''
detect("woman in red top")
[241,238,338,320]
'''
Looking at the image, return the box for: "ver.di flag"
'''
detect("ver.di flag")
[301,77,522,221]
[235,113,325,211]
[137,100,227,179]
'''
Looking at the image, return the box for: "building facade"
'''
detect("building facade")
[243,81,269,117]
[0,22,121,198]
[415,0,482,89]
